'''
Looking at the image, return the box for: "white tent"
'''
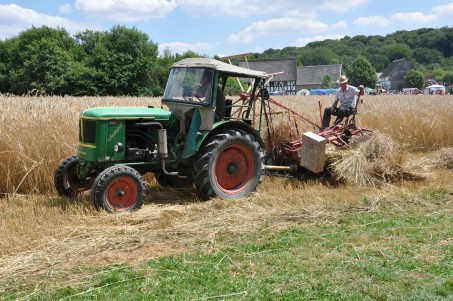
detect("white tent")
[296,89,310,96]
[426,84,446,94]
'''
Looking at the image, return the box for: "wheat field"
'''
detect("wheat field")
[0,94,451,195]
[0,94,452,285]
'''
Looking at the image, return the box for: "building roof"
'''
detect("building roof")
[238,58,297,81]
[296,64,342,86]
[380,58,410,79]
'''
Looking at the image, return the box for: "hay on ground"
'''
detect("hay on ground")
[329,132,426,186]
[433,147,453,170]
[330,150,377,186]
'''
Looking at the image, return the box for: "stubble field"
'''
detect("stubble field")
[0,94,452,300]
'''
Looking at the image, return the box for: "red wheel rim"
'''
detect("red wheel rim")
[215,144,255,193]
[105,176,138,211]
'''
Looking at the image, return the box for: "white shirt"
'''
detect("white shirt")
[335,85,359,109]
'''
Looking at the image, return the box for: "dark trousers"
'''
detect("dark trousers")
[322,107,353,128]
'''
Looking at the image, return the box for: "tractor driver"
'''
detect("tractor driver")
[193,70,226,118]
[321,75,364,129]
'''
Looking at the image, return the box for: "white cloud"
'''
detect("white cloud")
[158,41,212,56]
[353,10,441,29]
[297,35,344,47]
[354,16,393,26]
[177,0,246,16]
[74,0,177,21]
[178,0,367,17]
[75,0,115,11]
[319,0,367,13]
[177,0,310,17]
[391,12,437,23]
[229,17,329,43]
[331,21,347,29]
[59,4,72,15]
[0,4,90,39]
[431,2,453,16]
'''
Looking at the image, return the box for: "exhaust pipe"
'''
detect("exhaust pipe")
[134,122,178,176]
[158,129,178,176]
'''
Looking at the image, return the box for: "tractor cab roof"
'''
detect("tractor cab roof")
[171,58,268,79]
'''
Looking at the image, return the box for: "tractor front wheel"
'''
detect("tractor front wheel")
[193,129,263,200]
[54,155,94,197]
[92,165,146,213]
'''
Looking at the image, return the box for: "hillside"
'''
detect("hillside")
[246,27,453,82]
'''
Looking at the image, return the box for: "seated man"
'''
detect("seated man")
[193,70,226,119]
[322,75,364,129]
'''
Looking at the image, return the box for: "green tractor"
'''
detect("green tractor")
[54,58,268,212]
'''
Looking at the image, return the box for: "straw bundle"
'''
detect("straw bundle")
[330,132,426,186]
[329,150,377,186]
[433,147,453,170]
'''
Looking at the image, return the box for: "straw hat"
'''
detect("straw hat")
[336,75,348,84]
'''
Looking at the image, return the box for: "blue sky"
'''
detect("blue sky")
[0,0,452,58]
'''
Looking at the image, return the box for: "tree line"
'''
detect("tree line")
[0,25,451,96]
[0,25,199,96]
[252,27,453,88]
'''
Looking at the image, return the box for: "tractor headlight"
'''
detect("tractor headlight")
[114,142,125,153]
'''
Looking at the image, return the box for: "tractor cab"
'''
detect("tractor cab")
[162,64,222,134]
[161,58,268,160]
[162,58,267,132]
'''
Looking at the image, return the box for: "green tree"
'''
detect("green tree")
[8,26,79,95]
[366,53,389,72]
[0,39,11,92]
[0,61,7,92]
[346,56,377,88]
[405,69,425,89]
[418,27,453,57]
[380,43,412,62]
[442,71,453,85]
[298,47,339,66]
[77,26,159,96]
[413,47,445,65]
[321,75,333,88]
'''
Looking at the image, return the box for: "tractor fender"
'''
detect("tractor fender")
[195,120,265,152]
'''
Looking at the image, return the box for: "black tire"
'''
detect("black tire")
[193,129,264,200]
[54,155,93,197]
[92,165,145,213]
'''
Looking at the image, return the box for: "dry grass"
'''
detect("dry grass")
[1,173,452,285]
[432,147,453,169]
[329,132,427,187]
[0,94,451,195]
[0,94,452,285]
[0,96,161,196]
[265,94,453,151]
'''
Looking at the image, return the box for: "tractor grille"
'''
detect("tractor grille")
[80,119,96,144]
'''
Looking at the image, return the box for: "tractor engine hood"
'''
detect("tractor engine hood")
[80,107,174,122]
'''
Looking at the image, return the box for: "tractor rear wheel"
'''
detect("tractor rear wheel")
[54,155,94,197]
[92,165,145,213]
[193,129,263,200]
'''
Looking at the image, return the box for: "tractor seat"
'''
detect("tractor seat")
[344,111,358,126]
[333,109,358,127]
